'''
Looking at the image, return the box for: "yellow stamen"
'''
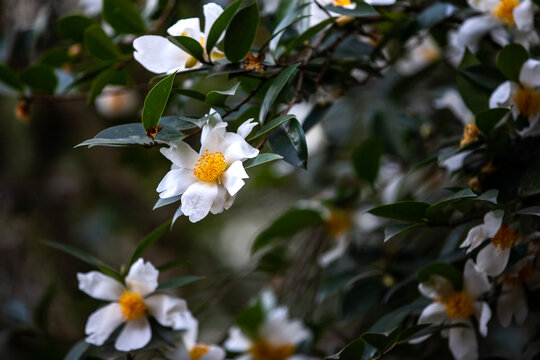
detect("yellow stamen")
[420,46,440,63]
[440,291,474,319]
[250,341,295,360]
[193,150,227,183]
[190,344,210,360]
[460,124,480,147]
[334,0,352,6]
[326,210,352,238]
[493,0,519,26]
[514,88,540,118]
[490,224,518,250]
[118,291,147,322]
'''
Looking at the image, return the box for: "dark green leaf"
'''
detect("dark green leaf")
[206,0,243,55]
[425,189,477,223]
[417,263,462,290]
[56,15,94,43]
[384,223,426,242]
[168,36,205,63]
[42,240,112,271]
[224,2,260,62]
[260,63,300,122]
[338,338,365,360]
[236,301,265,338]
[267,4,311,52]
[285,18,335,52]
[39,48,71,67]
[156,276,203,290]
[361,332,388,352]
[476,189,498,203]
[475,108,509,134]
[352,137,382,184]
[460,65,506,91]
[268,118,308,168]
[84,24,121,60]
[64,340,91,360]
[33,282,56,333]
[174,88,206,102]
[0,64,24,91]
[456,74,489,114]
[157,258,191,271]
[103,0,146,34]
[517,206,540,216]
[244,153,283,169]
[76,123,184,147]
[248,114,296,141]
[251,208,324,253]
[97,264,124,283]
[20,65,58,93]
[497,44,528,82]
[398,324,431,342]
[88,68,115,103]
[368,202,429,222]
[205,82,240,107]
[327,2,378,17]
[142,71,176,130]
[416,3,457,28]
[129,221,171,266]
[519,160,540,197]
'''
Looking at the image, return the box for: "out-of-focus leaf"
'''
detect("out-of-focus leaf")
[84,25,121,60]
[244,153,283,169]
[368,202,429,222]
[33,282,56,333]
[475,108,509,134]
[20,65,58,93]
[416,2,457,28]
[268,118,308,168]
[260,63,299,122]
[39,48,71,67]
[268,4,310,52]
[129,221,171,266]
[103,0,146,34]
[248,114,295,141]
[56,15,94,43]
[398,324,431,342]
[352,137,382,184]
[174,88,206,102]
[460,65,506,91]
[417,262,463,290]
[224,2,260,62]
[88,68,115,103]
[497,44,528,82]
[206,82,240,107]
[457,50,489,113]
[0,64,24,91]
[425,189,477,223]
[156,276,203,290]
[65,340,91,360]
[285,18,335,52]
[168,36,205,63]
[76,123,184,147]
[476,189,498,203]
[206,0,243,55]
[327,2,378,17]
[157,258,191,271]
[384,223,426,242]
[142,71,176,130]
[251,208,324,253]
[256,246,290,274]
[517,206,540,216]
[519,160,540,197]
[236,301,265,338]
[337,338,365,360]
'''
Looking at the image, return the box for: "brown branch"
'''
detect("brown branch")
[149,0,175,33]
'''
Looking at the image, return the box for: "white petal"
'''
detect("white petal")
[157,169,198,199]
[203,3,224,39]
[114,317,152,351]
[514,0,535,32]
[201,111,228,146]
[133,35,187,74]
[223,133,259,163]
[448,323,478,360]
[489,81,518,108]
[210,184,228,215]
[85,303,123,346]
[483,210,503,235]
[441,152,469,172]
[456,15,499,51]
[237,118,258,139]
[145,294,191,330]
[167,18,202,38]
[418,275,454,299]
[77,271,124,301]
[497,281,527,327]
[435,89,474,125]
[318,235,349,267]
[409,302,447,344]
[181,182,219,222]
[364,0,396,4]
[160,142,200,170]
[180,311,199,349]
[200,345,226,360]
[461,211,502,251]
[125,258,159,296]
[463,259,491,299]
[474,301,491,337]
[259,307,310,346]
[224,326,251,352]
[476,244,510,276]
[519,59,540,89]
[222,161,248,196]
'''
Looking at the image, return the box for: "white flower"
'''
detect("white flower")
[435,89,474,125]
[395,34,441,76]
[134,3,225,74]
[309,0,357,27]
[460,210,519,276]
[165,311,225,360]
[157,111,259,222]
[78,259,192,351]
[224,307,311,360]
[412,260,492,360]
[79,0,102,16]
[95,86,138,119]
[490,59,540,136]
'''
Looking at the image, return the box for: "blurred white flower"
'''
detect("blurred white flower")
[134,3,225,74]
[95,86,138,119]
[411,260,492,360]
[395,34,441,76]
[78,258,191,351]
[309,0,357,27]
[435,89,474,125]
[79,0,102,16]
[157,111,259,222]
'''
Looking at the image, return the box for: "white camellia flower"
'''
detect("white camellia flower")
[157,111,259,222]
[309,0,357,27]
[133,3,225,74]
[411,260,492,360]
[224,306,311,360]
[460,210,519,276]
[490,59,540,136]
[395,33,441,76]
[165,311,225,360]
[78,258,191,351]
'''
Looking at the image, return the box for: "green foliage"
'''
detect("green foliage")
[244,153,283,169]
[0,64,24,91]
[336,338,365,360]
[224,2,260,62]
[519,160,540,197]
[56,15,94,43]
[352,137,382,184]
[156,276,204,290]
[475,108,509,134]
[416,2,457,28]
[129,221,172,266]
[205,82,240,107]
[168,36,206,64]
[206,0,243,55]
[142,72,177,130]
[368,202,429,222]
[417,263,463,290]
[20,65,57,93]
[235,301,265,338]
[84,25,122,60]
[248,114,296,141]
[103,0,146,34]
[260,64,300,122]
[497,44,528,82]
[268,118,308,168]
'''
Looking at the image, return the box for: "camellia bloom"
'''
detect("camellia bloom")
[133,3,225,74]
[460,210,519,276]
[395,33,441,76]
[78,258,191,351]
[411,260,492,360]
[157,111,259,222]
[224,307,311,360]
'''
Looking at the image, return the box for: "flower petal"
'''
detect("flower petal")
[318,234,349,267]
[448,322,478,360]
[461,211,502,251]
[160,141,200,170]
[125,258,159,296]
[167,18,202,38]
[181,182,219,222]
[203,3,224,39]
[223,133,259,163]
[514,0,534,32]
[222,161,248,196]
[489,81,518,108]
[463,259,491,299]
[224,326,251,352]
[476,244,510,276]
[237,118,258,139]
[364,0,396,5]
[497,282,527,327]
[474,301,491,337]
[435,89,474,125]
[133,35,188,74]
[157,169,198,199]
[409,302,447,344]
[418,275,454,299]
[200,345,226,360]
[85,303,123,346]
[259,307,310,346]
[114,317,152,351]
[145,294,191,330]
[456,15,499,51]
[519,59,540,89]
[210,184,227,215]
[77,271,124,301]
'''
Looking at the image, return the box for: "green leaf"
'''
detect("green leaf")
[20,65,58,93]
[425,189,477,223]
[244,153,283,169]
[248,114,296,141]
[174,88,206,102]
[142,71,176,130]
[416,3,457,28]
[268,118,308,168]
[0,64,24,91]
[129,221,171,266]
[361,332,388,352]
[327,2,378,17]
[475,108,509,134]
[460,65,506,91]
[398,324,431,342]
[97,264,124,283]
[337,338,365,360]
[224,2,260,62]
[33,282,56,333]
[56,15,94,43]
[519,160,540,197]
[251,208,324,253]
[456,74,489,114]
[352,137,382,184]
[205,82,240,107]
[368,202,430,222]
[206,0,243,55]
[417,263,463,290]
[39,48,71,67]
[517,206,540,216]
[64,340,91,360]
[168,36,205,63]
[285,17,335,52]
[88,68,115,103]
[157,258,191,271]
[497,44,528,82]
[384,223,426,242]
[84,24,121,60]
[76,123,184,147]
[156,276,203,290]
[267,4,310,52]
[260,63,300,122]
[103,0,146,34]
[236,301,265,338]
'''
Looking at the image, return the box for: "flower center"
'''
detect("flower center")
[249,341,296,360]
[513,88,540,118]
[493,0,519,26]
[460,124,480,147]
[334,0,352,5]
[193,150,227,183]
[118,290,146,321]
[326,210,352,237]
[190,344,210,360]
[441,291,474,319]
[420,46,440,63]
[490,224,518,250]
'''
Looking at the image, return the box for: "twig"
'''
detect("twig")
[150,0,175,33]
